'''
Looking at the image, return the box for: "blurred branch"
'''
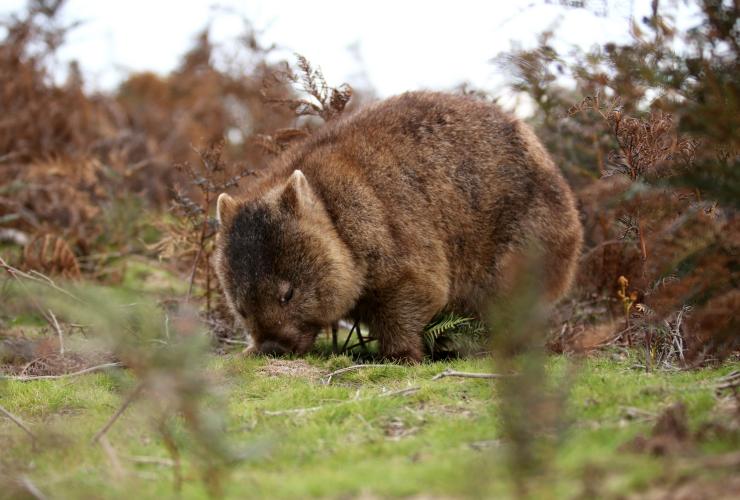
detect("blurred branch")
[0,403,37,443]
[92,382,145,444]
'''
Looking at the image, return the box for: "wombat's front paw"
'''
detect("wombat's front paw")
[242,345,258,356]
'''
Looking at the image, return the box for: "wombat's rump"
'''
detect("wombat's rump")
[215,91,582,362]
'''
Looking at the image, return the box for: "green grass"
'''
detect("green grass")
[1,351,738,499]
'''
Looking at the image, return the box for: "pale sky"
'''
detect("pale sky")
[2,1,701,105]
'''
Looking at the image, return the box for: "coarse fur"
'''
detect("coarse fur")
[214,91,583,362]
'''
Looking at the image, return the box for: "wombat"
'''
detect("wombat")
[215,91,582,362]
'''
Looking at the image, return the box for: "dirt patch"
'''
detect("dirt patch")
[257,359,326,380]
[0,334,112,377]
[634,474,740,500]
[622,403,691,456]
[623,396,740,457]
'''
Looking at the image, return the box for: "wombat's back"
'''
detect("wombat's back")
[274,91,582,315]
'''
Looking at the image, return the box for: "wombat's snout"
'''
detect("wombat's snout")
[257,339,291,356]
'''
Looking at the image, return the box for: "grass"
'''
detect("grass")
[1,349,738,499]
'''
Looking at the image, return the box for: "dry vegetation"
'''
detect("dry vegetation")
[495,1,739,366]
[0,0,738,498]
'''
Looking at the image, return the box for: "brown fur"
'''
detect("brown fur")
[214,91,583,362]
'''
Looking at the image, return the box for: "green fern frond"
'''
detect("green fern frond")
[424,314,474,336]
[423,313,475,351]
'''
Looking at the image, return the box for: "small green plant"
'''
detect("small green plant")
[423,313,488,357]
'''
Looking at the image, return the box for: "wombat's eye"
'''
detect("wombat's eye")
[279,287,294,305]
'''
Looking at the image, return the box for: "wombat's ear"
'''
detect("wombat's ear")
[281,169,312,215]
[216,193,238,226]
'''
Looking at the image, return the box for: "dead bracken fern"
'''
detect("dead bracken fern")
[22,234,81,279]
[262,54,353,123]
[569,93,699,180]
[159,141,254,313]
[254,54,353,156]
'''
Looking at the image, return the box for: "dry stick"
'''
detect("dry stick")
[431,368,510,381]
[48,308,64,357]
[18,476,47,500]
[340,320,359,352]
[594,325,638,348]
[579,239,628,262]
[637,211,648,282]
[264,386,420,416]
[92,382,145,444]
[0,259,83,355]
[0,257,84,303]
[0,403,37,442]
[355,323,367,350]
[323,364,390,385]
[1,260,52,324]
[0,362,123,381]
[185,245,203,302]
[98,434,126,480]
[186,197,211,304]
[715,370,740,390]
[19,358,39,378]
[344,337,378,352]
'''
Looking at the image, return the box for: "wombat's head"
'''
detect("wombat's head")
[215,170,361,356]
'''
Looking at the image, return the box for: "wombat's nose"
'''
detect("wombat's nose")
[258,340,289,356]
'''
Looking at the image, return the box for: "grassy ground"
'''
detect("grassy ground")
[1,347,738,499]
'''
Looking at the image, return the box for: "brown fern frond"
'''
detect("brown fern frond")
[22,234,81,279]
[261,54,353,124]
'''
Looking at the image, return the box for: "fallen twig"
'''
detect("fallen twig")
[715,370,740,390]
[18,476,47,500]
[125,455,176,467]
[48,309,64,357]
[263,386,420,416]
[431,368,510,381]
[579,239,629,262]
[323,364,390,385]
[0,403,37,442]
[92,382,145,444]
[0,362,123,381]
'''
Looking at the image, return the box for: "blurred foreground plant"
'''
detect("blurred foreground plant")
[488,250,574,497]
[1,276,254,496]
